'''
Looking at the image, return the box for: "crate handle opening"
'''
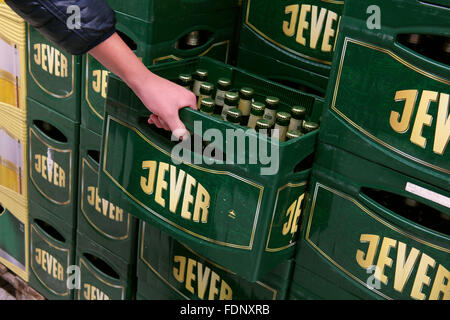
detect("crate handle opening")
[175,30,214,51]
[83,253,120,280]
[117,30,137,51]
[33,120,68,143]
[397,34,449,66]
[87,150,100,165]
[0,203,4,215]
[361,187,449,236]
[34,219,66,243]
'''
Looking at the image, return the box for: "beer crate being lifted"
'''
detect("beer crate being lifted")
[97,56,324,282]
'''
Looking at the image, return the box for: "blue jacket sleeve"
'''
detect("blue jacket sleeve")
[5,0,116,55]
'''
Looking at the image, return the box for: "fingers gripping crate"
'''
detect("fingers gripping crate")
[319,0,450,190]
[98,57,323,281]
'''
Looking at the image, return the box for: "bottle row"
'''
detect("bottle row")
[178,70,319,142]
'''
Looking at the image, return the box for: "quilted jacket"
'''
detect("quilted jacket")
[5,0,116,55]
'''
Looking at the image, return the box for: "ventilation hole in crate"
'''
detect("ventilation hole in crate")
[34,219,66,243]
[87,150,100,165]
[397,34,449,66]
[294,152,315,173]
[117,31,137,51]
[33,120,67,143]
[0,203,4,215]
[83,253,120,280]
[175,30,213,50]
[362,188,449,236]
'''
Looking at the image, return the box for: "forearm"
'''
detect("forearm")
[88,33,157,96]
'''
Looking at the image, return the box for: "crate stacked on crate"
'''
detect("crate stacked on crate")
[97,56,324,298]
[236,0,345,96]
[82,0,240,135]
[289,0,449,300]
[0,0,29,284]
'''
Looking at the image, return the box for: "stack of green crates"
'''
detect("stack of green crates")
[82,0,240,135]
[75,126,139,300]
[26,22,81,299]
[290,0,449,300]
[236,0,345,96]
[98,56,324,288]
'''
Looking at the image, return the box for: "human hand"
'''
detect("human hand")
[134,73,197,140]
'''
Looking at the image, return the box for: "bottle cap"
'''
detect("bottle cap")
[265,96,280,110]
[200,82,214,95]
[226,108,242,124]
[224,92,239,106]
[194,69,208,80]
[276,112,291,127]
[250,102,265,116]
[178,74,192,86]
[217,78,232,91]
[286,130,303,141]
[200,98,215,114]
[302,121,319,133]
[255,118,271,131]
[291,106,307,120]
[239,87,254,99]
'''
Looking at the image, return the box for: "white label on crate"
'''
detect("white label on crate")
[405,182,450,209]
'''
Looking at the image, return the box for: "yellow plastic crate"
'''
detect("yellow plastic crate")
[0,103,27,207]
[0,193,29,282]
[0,7,27,116]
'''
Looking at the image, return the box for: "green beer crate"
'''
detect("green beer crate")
[78,125,139,262]
[29,200,76,300]
[105,0,239,23]
[81,10,235,134]
[137,222,294,300]
[98,56,323,281]
[27,24,82,122]
[236,0,345,95]
[27,97,80,227]
[75,231,136,300]
[319,0,450,191]
[293,143,449,300]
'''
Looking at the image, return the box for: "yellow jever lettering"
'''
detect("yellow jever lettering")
[155,162,169,208]
[283,5,299,37]
[393,242,420,293]
[55,50,61,77]
[390,90,418,133]
[185,258,196,295]
[173,256,186,283]
[92,70,102,93]
[322,10,338,52]
[87,186,95,206]
[375,237,397,285]
[208,271,220,300]
[35,248,42,265]
[282,194,304,236]
[196,262,211,300]
[47,45,55,75]
[411,253,436,300]
[193,183,210,223]
[309,6,327,50]
[84,284,90,300]
[34,43,41,66]
[434,93,450,155]
[169,165,186,214]
[296,4,310,46]
[429,265,450,300]
[411,90,438,149]
[141,161,157,195]
[181,174,196,220]
[35,154,41,173]
[41,44,48,72]
[219,280,232,300]
[356,234,380,269]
